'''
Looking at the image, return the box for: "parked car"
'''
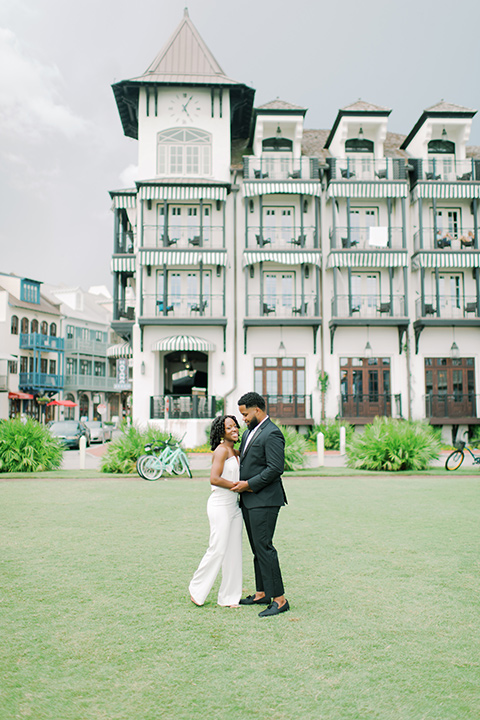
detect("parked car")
[85,420,112,444]
[48,420,91,449]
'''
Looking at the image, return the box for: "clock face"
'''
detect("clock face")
[168,92,201,124]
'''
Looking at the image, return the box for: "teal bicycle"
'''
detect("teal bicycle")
[137,434,192,480]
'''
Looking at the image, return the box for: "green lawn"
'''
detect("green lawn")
[1,476,479,720]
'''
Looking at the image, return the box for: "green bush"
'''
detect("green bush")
[307,420,354,450]
[100,424,172,474]
[274,422,308,472]
[0,418,63,472]
[346,417,441,472]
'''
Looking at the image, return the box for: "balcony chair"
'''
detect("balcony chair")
[436,235,452,249]
[465,302,477,315]
[162,235,178,246]
[254,170,269,179]
[190,300,208,313]
[460,233,475,248]
[157,301,174,314]
[424,303,436,315]
[288,170,301,179]
[262,303,275,315]
[256,234,271,247]
[377,302,391,314]
[341,237,359,248]
[188,236,201,246]
[425,172,441,180]
[375,169,387,179]
[457,172,472,181]
[289,235,306,247]
[340,168,356,178]
[292,302,308,315]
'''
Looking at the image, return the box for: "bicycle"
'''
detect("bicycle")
[445,436,480,471]
[137,434,192,480]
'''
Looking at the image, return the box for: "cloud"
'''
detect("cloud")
[119,164,139,187]
[0,27,87,139]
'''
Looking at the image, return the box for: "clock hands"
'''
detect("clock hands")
[182,96,193,113]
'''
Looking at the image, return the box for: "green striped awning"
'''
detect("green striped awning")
[110,191,137,209]
[140,250,227,266]
[243,181,321,197]
[412,251,480,269]
[327,182,408,198]
[152,335,215,352]
[412,183,480,200]
[139,185,227,201]
[107,342,133,358]
[327,251,409,268]
[111,256,136,272]
[243,251,322,267]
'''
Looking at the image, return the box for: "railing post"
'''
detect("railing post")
[339,426,346,456]
[317,432,324,467]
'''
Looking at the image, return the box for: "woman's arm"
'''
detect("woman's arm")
[210,447,236,489]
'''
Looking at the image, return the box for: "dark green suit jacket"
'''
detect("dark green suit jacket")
[239,418,287,508]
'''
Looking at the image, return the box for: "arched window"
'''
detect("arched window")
[40,321,48,335]
[346,137,374,153]
[157,128,211,176]
[50,323,57,337]
[31,319,39,334]
[11,315,18,335]
[20,317,29,334]
[262,137,293,152]
[428,139,455,154]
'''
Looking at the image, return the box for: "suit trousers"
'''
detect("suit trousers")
[189,490,243,606]
[241,505,284,599]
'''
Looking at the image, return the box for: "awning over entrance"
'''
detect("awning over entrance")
[243,251,322,267]
[8,391,34,400]
[152,335,215,352]
[412,183,480,200]
[107,342,133,358]
[327,251,408,268]
[111,256,136,272]
[243,181,321,197]
[412,251,480,269]
[140,250,227,266]
[139,184,227,201]
[327,181,408,198]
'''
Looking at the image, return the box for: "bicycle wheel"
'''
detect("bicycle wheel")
[141,456,164,480]
[178,452,192,478]
[171,453,185,475]
[445,450,464,471]
[136,454,150,477]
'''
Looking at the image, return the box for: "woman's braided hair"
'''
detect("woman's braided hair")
[210,414,240,451]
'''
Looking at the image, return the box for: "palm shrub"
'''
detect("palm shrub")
[274,422,308,472]
[307,419,354,450]
[0,417,63,472]
[346,417,441,472]
[100,424,172,474]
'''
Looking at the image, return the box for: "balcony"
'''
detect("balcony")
[142,224,224,249]
[64,375,118,391]
[425,393,479,424]
[19,333,64,351]
[327,157,408,181]
[66,338,109,355]
[246,225,317,250]
[113,303,135,322]
[142,294,225,319]
[416,296,480,320]
[330,227,404,250]
[114,229,135,254]
[19,372,63,391]
[263,394,312,424]
[332,295,406,319]
[339,393,402,422]
[409,158,480,184]
[413,228,477,252]
[0,374,7,391]
[243,156,319,181]
[150,395,216,420]
[246,295,318,319]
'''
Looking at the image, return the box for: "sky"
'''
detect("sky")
[1,0,479,291]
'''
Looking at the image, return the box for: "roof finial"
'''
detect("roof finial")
[184,7,189,17]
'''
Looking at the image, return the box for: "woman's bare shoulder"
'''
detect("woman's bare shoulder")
[212,444,228,460]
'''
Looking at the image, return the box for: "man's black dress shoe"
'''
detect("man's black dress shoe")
[258,600,290,617]
[239,594,271,605]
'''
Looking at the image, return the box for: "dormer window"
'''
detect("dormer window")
[428,139,455,154]
[262,137,293,152]
[157,127,211,176]
[20,279,40,304]
[345,137,374,153]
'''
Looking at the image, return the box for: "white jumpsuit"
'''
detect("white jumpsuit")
[188,456,243,606]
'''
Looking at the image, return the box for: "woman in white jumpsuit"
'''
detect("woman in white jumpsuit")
[189,415,243,607]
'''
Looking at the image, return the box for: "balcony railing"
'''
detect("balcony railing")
[339,393,402,419]
[330,227,404,250]
[416,296,480,319]
[19,333,64,351]
[413,228,477,252]
[150,395,216,419]
[327,157,408,181]
[332,295,406,318]
[263,394,312,419]
[0,374,8,391]
[246,225,317,250]
[247,295,318,318]
[113,303,135,322]
[65,338,109,355]
[114,230,135,254]
[64,375,117,391]
[142,294,224,318]
[425,393,478,420]
[142,224,224,249]
[409,158,480,184]
[244,156,319,181]
[19,372,63,390]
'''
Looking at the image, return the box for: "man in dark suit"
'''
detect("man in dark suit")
[231,392,289,617]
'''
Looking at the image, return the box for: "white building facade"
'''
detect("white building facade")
[110,11,480,445]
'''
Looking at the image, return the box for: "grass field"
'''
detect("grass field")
[1,475,479,720]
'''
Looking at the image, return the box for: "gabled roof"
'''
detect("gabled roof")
[325,99,392,149]
[256,98,307,113]
[112,10,255,140]
[400,99,477,150]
